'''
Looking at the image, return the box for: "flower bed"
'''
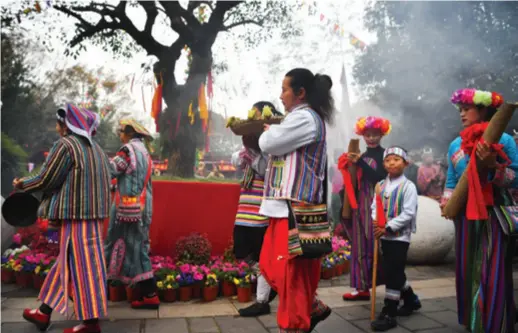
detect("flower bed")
[1,222,352,304]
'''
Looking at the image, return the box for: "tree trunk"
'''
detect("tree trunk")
[157,45,213,178]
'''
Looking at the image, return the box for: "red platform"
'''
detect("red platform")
[147,181,240,257]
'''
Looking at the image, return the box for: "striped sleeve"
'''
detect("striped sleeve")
[110,146,131,177]
[21,140,72,193]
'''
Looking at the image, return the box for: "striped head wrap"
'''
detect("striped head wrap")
[119,118,153,140]
[57,104,100,145]
[383,146,408,162]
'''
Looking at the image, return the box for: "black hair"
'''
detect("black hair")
[285,68,335,123]
[122,125,144,139]
[57,109,66,124]
[252,101,283,117]
[476,105,498,122]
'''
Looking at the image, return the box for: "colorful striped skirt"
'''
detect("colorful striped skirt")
[234,179,268,228]
[454,213,515,333]
[342,178,383,291]
[39,219,108,321]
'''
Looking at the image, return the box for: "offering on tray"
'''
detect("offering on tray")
[226,105,283,136]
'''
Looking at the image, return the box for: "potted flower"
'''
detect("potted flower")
[177,264,195,302]
[108,280,126,302]
[14,251,34,287]
[126,284,141,302]
[191,265,205,299]
[321,256,334,280]
[1,256,15,283]
[221,263,238,297]
[157,276,179,302]
[203,273,219,302]
[233,274,252,303]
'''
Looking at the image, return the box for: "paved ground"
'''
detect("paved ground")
[2,264,515,333]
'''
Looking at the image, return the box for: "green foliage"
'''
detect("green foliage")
[1,132,28,197]
[354,2,518,152]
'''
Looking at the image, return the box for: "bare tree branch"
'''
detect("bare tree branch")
[138,1,159,35]
[208,1,241,30]
[160,0,201,39]
[54,2,167,57]
[222,19,263,31]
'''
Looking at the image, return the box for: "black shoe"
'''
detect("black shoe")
[397,296,421,316]
[238,302,270,317]
[268,290,277,303]
[371,313,398,331]
[308,307,331,332]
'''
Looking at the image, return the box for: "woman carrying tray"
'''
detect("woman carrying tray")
[231,101,282,317]
[258,68,334,333]
[441,89,517,333]
[342,116,390,301]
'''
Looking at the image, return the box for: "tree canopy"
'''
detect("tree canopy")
[354,1,518,152]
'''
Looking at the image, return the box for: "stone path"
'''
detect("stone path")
[2,265,516,333]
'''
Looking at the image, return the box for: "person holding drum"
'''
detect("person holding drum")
[14,104,111,333]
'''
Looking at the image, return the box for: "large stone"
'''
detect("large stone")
[1,196,16,253]
[407,196,455,265]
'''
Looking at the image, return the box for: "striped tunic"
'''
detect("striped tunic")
[235,175,269,227]
[20,134,110,320]
[262,107,326,204]
[444,134,517,333]
[22,134,112,220]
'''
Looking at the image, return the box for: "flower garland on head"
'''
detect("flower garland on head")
[354,116,392,136]
[450,88,504,109]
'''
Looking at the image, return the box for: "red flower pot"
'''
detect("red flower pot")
[335,264,344,276]
[33,274,45,290]
[343,261,350,274]
[15,271,33,287]
[1,269,15,284]
[192,283,202,298]
[109,284,126,302]
[237,286,252,303]
[222,281,236,297]
[203,286,218,302]
[160,289,177,302]
[126,285,141,302]
[321,268,333,280]
[179,286,192,302]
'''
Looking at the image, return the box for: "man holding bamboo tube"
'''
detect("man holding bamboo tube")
[440,89,517,333]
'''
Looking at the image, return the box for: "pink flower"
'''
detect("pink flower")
[180,264,191,273]
[193,272,204,281]
[13,233,22,245]
[176,274,181,281]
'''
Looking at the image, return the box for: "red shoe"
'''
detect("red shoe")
[22,308,50,331]
[131,295,160,310]
[63,323,101,333]
[342,290,370,301]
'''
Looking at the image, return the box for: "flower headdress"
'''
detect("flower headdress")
[354,116,392,136]
[450,88,503,109]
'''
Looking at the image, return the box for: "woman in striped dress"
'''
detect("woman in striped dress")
[15,104,111,333]
[232,101,281,317]
[104,118,157,310]
[342,116,390,301]
[441,89,517,333]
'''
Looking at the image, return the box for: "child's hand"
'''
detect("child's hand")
[348,152,360,163]
[374,226,385,239]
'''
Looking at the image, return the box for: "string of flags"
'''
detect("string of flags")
[301,1,368,51]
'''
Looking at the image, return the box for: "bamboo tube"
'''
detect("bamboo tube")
[371,183,382,321]
[442,102,518,219]
[342,139,361,218]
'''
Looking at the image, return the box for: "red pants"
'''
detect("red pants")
[260,218,322,332]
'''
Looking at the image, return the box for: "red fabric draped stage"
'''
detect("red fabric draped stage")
[135,181,241,257]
